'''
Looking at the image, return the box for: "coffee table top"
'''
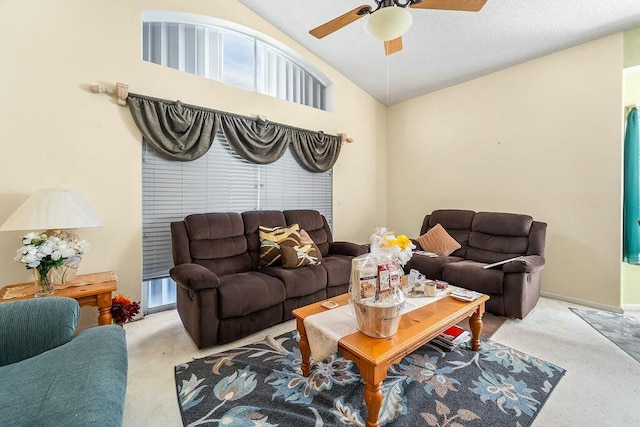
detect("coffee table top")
[293,292,489,366]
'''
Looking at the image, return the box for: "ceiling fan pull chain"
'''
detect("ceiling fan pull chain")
[386,54,389,106]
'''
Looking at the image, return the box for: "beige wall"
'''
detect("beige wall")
[387,34,625,309]
[0,0,387,324]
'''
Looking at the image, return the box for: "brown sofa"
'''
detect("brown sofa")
[405,209,546,319]
[170,209,366,348]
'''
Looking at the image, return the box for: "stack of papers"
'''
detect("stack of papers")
[449,289,483,302]
[414,251,439,257]
[431,325,471,351]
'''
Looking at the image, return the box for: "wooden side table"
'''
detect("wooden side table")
[0,271,118,325]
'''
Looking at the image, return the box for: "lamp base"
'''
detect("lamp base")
[43,229,81,284]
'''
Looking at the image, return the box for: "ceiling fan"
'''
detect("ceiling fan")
[309,0,487,55]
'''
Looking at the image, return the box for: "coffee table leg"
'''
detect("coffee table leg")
[469,304,484,351]
[296,319,311,377]
[349,359,385,427]
[364,380,383,427]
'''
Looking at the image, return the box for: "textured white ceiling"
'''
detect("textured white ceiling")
[239,0,640,105]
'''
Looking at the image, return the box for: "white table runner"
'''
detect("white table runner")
[303,290,451,363]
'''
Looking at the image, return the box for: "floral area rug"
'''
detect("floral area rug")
[570,308,640,364]
[175,331,564,426]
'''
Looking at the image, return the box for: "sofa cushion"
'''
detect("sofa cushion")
[261,264,327,299]
[427,210,476,231]
[442,260,504,295]
[416,223,461,256]
[464,212,534,263]
[217,272,286,319]
[472,212,533,237]
[404,254,464,280]
[424,210,475,258]
[321,255,353,287]
[281,244,322,269]
[259,224,301,267]
[185,213,252,276]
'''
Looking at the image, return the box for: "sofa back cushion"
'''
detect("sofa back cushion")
[284,210,332,257]
[242,210,287,269]
[184,213,252,276]
[466,212,533,263]
[422,209,475,258]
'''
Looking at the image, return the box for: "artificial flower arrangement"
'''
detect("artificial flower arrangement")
[111,294,141,325]
[14,232,90,296]
[349,227,416,338]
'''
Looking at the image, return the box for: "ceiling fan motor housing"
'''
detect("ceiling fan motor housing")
[365,6,413,41]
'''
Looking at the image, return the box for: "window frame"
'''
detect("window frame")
[141,11,334,111]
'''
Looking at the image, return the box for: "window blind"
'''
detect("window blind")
[142,20,327,110]
[142,135,333,281]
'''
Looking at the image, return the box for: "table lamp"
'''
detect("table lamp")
[0,188,103,284]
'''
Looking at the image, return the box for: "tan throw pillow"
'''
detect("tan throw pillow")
[416,223,461,256]
[259,224,301,268]
[281,244,322,269]
[299,229,315,245]
[299,229,323,261]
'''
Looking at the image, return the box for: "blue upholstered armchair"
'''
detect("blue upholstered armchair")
[0,297,128,426]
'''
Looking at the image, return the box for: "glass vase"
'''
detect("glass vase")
[34,268,54,297]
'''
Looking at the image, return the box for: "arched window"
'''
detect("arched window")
[142,11,332,110]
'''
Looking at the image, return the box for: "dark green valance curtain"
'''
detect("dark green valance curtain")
[623,107,640,263]
[127,94,341,172]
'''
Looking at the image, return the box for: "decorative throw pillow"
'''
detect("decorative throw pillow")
[416,223,461,256]
[259,224,301,267]
[299,229,323,261]
[281,244,322,269]
[299,229,314,245]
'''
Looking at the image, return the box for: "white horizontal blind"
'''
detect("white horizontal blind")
[142,137,333,281]
[142,133,258,281]
[142,19,327,110]
[260,150,333,228]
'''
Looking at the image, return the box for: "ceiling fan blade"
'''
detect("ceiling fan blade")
[410,0,487,12]
[384,37,403,56]
[309,5,371,39]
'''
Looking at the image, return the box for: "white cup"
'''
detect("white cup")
[425,280,437,297]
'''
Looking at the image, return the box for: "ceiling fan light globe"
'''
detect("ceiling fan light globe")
[365,7,413,41]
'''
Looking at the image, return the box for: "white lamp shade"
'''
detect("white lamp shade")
[0,188,103,232]
[365,7,413,41]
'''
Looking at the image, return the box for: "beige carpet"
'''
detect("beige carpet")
[122,297,640,426]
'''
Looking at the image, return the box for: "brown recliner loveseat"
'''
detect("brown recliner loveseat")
[405,209,547,319]
[170,209,366,348]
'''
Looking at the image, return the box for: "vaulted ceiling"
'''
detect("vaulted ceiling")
[240,0,640,105]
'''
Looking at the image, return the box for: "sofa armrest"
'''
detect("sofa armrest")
[0,297,80,366]
[0,297,79,367]
[329,241,368,257]
[501,255,546,274]
[0,324,127,426]
[170,263,220,291]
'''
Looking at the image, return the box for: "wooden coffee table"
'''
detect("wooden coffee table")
[293,292,489,427]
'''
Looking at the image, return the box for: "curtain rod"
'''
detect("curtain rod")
[89,82,353,144]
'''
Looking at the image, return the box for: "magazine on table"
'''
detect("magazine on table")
[449,289,483,302]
